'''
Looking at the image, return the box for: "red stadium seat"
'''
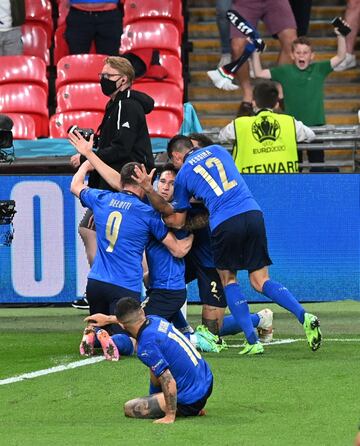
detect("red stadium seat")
[56,83,108,113]
[22,24,50,65]
[132,82,183,121]
[54,24,69,65]
[5,113,36,140]
[56,54,107,89]
[57,0,70,27]
[0,84,49,137]
[0,56,48,93]
[121,22,181,57]
[49,111,104,138]
[24,0,53,47]
[135,53,183,90]
[145,110,182,138]
[123,0,183,34]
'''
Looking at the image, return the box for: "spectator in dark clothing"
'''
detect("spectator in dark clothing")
[70,56,155,309]
[65,0,123,55]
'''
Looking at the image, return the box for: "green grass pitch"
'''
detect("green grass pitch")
[0,301,359,446]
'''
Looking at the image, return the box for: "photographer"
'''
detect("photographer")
[70,56,155,309]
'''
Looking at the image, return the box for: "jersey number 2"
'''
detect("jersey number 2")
[193,157,237,196]
[106,211,122,252]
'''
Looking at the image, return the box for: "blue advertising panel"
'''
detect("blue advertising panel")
[0,174,359,303]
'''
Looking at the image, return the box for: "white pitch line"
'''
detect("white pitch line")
[0,356,104,386]
[227,338,360,348]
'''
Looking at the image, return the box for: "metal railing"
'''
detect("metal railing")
[203,124,360,172]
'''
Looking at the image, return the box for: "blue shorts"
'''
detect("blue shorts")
[211,211,272,272]
[86,278,140,334]
[185,255,226,308]
[142,289,186,322]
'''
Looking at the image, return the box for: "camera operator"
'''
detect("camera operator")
[70,56,155,309]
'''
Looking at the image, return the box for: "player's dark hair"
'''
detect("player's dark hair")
[115,297,141,322]
[160,162,178,176]
[167,135,193,159]
[188,133,214,148]
[120,162,142,187]
[291,36,312,51]
[253,81,279,109]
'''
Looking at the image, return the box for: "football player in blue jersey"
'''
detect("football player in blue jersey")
[131,135,322,354]
[70,158,193,339]
[115,297,213,424]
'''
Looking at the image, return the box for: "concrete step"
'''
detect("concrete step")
[189,84,360,100]
[191,36,355,52]
[189,20,348,38]
[190,69,360,84]
[189,51,360,70]
[190,6,345,22]
[192,99,360,114]
[197,114,359,128]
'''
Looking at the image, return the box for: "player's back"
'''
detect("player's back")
[174,145,261,231]
[137,316,213,404]
[80,188,167,292]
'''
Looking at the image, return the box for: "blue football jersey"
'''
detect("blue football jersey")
[137,316,213,404]
[80,188,168,292]
[172,145,261,231]
[145,228,187,290]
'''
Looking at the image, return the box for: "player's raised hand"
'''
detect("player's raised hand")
[84,313,116,327]
[68,130,94,157]
[131,164,156,193]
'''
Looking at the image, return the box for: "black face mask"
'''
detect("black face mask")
[100,77,118,96]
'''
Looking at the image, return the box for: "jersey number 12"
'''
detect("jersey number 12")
[193,157,237,196]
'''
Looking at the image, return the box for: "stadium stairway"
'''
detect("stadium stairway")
[187,0,360,168]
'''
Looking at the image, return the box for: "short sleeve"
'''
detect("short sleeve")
[79,187,101,209]
[172,170,192,212]
[315,60,332,77]
[269,64,288,83]
[138,342,169,378]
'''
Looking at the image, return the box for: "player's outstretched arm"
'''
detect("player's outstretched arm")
[84,313,118,327]
[252,52,271,79]
[330,27,347,68]
[132,164,175,216]
[69,130,121,191]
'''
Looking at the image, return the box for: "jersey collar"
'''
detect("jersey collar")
[136,318,151,341]
[183,146,202,163]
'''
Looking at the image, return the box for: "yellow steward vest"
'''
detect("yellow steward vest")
[233,110,299,173]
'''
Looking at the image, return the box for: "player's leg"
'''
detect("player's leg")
[124,394,166,419]
[220,309,273,343]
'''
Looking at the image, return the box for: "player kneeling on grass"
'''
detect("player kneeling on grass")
[115,297,213,423]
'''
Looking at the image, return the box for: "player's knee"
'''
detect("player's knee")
[250,275,266,293]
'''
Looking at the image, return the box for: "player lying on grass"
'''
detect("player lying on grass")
[117,297,213,424]
[131,135,322,354]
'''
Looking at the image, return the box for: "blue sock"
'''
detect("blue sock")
[262,280,305,324]
[111,334,134,356]
[220,313,260,336]
[172,310,193,334]
[224,283,258,344]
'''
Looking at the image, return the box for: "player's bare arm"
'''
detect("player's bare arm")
[70,161,93,197]
[154,369,177,424]
[84,313,118,327]
[162,232,194,258]
[132,164,174,216]
[69,130,122,191]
